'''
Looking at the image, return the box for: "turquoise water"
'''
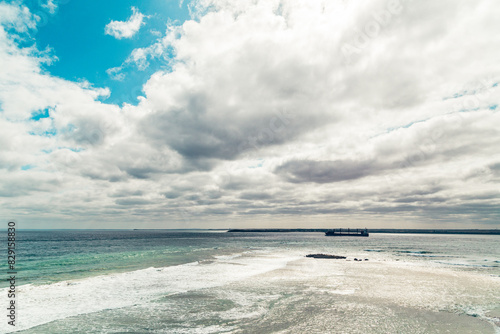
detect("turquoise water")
[0,230,245,288]
[1,230,499,333]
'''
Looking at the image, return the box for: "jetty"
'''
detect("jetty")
[226,229,500,235]
[325,228,369,237]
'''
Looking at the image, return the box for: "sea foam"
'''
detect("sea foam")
[0,250,301,333]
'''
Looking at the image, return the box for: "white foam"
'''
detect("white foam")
[329,289,356,295]
[213,254,242,260]
[0,251,301,333]
[3,246,498,333]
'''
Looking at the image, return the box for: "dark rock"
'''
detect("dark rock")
[306,254,347,259]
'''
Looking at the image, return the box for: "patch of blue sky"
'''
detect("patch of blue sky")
[21,164,34,170]
[378,103,495,139]
[68,147,83,152]
[384,118,429,134]
[452,91,468,99]
[443,91,466,101]
[443,81,498,101]
[29,128,57,137]
[30,107,51,121]
[26,0,192,105]
[41,129,57,136]
[42,147,84,154]
[442,90,475,101]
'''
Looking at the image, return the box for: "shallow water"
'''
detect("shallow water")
[1,230,499,333]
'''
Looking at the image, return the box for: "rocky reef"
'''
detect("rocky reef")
[305,254,346,259]
[306,254,370,261]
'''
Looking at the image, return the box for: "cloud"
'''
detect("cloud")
[42,0,57,14]
[0,2,37,32]
[239,191,273,200]
[115,198,154,206]
[2,0,500,228]
[275,159,379,183]
[104,7,145,39]
[106,66,125,81]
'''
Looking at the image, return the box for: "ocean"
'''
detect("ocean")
[1,230,499,333]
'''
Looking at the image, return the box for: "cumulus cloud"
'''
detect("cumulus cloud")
[0,4,135,201]
[2,0,500,228]
[104,7,145,39]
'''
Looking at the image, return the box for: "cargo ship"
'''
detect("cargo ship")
[325,228,369,237]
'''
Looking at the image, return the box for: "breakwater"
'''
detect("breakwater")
[227,228,500,235]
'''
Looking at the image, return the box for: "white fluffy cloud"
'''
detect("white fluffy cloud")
[137,0,499,227]
[2,0,500,228]
[104,7,145,39]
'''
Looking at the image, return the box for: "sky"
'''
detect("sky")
[1,0,499,229]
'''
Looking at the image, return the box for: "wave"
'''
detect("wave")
[0,250,300,333]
